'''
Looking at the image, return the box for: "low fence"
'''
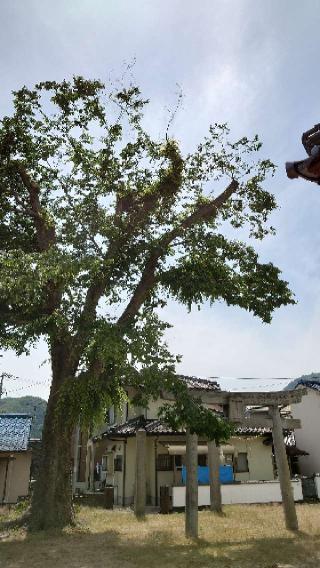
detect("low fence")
[172,480,303,507]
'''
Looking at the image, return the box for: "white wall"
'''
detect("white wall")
[291,388,320,475]
[0,452,32,504]
[113,435,275,506]
[172,480,303,507]
[233,437,274,482]
[146,398,173,420]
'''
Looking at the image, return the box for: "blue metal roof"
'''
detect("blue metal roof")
[0,414,32,452]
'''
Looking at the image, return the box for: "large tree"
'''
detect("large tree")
[0,78,294,529]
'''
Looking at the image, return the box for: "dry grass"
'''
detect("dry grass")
[1,503,320,568]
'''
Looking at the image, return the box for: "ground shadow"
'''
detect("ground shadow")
[1,521,320,568]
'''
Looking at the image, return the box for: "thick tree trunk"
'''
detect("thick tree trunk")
[30,341,75,531]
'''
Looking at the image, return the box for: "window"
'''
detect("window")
[174,455,183,469]
[114,455,123,472]
[235,452,249,473]
[102,453,114,473]
[156,454,173,471]
[224,453,234,467]
[198,454,207,467]
[101,455,108,471]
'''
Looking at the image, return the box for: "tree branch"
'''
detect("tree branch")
[117,255,158,327]
[13,162,56,251]
[117,179,238,327]
[8,163,62,318]
[0,300,57,327]
[115,140,184,227]
[179,179,238,230]
[0,303,32,326]
[71,143,184,362]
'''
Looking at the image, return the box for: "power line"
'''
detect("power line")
[4,379,51,395]
[0,372,19,399]
[2,373,48,382]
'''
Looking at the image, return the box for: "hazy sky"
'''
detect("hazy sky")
[1,0,320,399]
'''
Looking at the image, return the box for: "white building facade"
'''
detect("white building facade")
[291,380,320,476]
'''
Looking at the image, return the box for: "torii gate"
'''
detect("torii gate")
[134,387,306,536]
[182,388,307,537]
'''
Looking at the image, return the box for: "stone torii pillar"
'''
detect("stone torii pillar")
[270,405,298,531]
[208,439,222,513]
[185,429,198,538]
[134,428,146,518]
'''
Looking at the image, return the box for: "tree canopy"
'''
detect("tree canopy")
[0,76,296,528]
[0,77,294,435]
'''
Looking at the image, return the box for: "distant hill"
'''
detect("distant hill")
[284,372,320,391]
[0,396,47,438]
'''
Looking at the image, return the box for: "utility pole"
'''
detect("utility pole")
[0,375,3,399]
[0,373,7,400]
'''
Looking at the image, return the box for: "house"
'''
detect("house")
[291,378,320,476]
[0,413,32,504]
[84,376,286,507]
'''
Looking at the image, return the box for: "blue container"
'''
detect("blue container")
[181,464,233,485]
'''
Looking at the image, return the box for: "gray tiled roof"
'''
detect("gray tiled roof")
[102,417,175,438]
[235,425,272,435]
[178,375,220,391]
[0,414,32,452]
[100,416,271,440]
[297,379,320,392]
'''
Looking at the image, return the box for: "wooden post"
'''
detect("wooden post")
[185,429,198,538]
[271,405,298,531]
[72,424,80,496]
[208,440,222,513]
[154,440,158,507]
[122,440,127,507]
[89,442,95,491]
[134,429,146,518]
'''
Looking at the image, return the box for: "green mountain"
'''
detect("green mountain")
[0,396,47,438]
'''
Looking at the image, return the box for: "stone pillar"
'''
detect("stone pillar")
[134,429,146,518]
[208,439,222,513]
[185,429,198,538]
[271,405,298,531]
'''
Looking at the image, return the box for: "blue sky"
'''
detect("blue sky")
[1,1,320,399]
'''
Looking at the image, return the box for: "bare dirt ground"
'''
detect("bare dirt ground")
[1,503,320,568]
